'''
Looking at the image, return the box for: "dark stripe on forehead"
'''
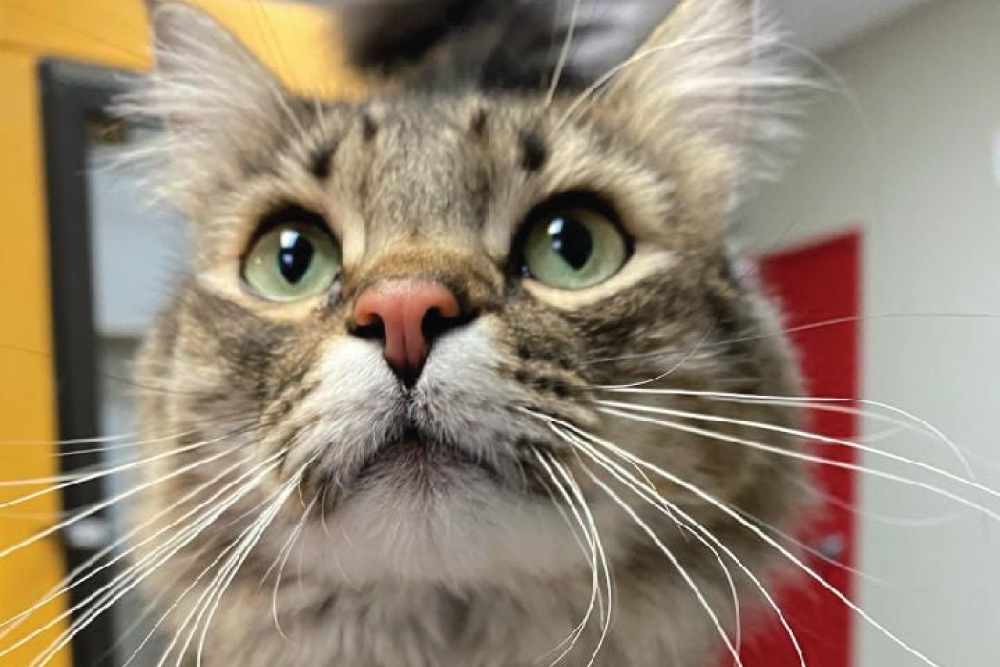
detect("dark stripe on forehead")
[361,112,379,142]
[469,108,489,138]
[519,129,548,172]
[309,138,340,181]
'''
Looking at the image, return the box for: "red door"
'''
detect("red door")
[735,231,862,667]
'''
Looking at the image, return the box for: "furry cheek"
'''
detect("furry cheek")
[278,335,405,480]
[412,316,541,461]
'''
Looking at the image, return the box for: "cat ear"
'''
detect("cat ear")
[596,0,805,198]
[130,1,294,157]
[117,1,303,208]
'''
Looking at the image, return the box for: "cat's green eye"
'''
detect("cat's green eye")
[242,222,341,302]
[518,203,629,290]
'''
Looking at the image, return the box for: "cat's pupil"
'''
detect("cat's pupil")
[277,229,314,284]
[547,217,593,270]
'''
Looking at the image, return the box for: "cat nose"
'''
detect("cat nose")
[352,279,464,386]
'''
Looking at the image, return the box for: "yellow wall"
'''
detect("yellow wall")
[0,1,360,664]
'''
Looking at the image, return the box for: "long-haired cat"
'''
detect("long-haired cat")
[123,0,811,665]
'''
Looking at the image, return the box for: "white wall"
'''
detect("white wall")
[89,142,189,338]
[741,0,1000,664]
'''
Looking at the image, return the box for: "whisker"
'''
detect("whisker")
[542,453,612,667]
[0,439,245,563]
[596,404,1000,523]
[119,491,284,667]
[6,453,282,665]
[262,496,316,643]
[557,418,945,667]
[146,499,276,667]
[189,482,294,667]
[597,386,973,479]
[0,407,265,455]
[543,419,806,667]
[557,425,804,667]
[598,397,983,491]
[1,432,144,446]
[19,455,285,667]
[596,325,719,390]
[545,0,582,105]
[572,456,745,667]
[0,451,257,641]
[531,449,602,666]
[730,500,888,588]
[533,462,600,667]
[20,471,278,667]
[186,445,327,667]
[784,471,965,530]
[583,312,1000,367]
[0,425,254,496]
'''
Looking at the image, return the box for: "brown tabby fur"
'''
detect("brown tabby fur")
[129,1,809,665]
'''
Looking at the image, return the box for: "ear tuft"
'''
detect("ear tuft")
[142,1,290,134]
[595,0,812,203]
[115,1,299,208]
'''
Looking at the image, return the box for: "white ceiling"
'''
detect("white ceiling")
[773,0,935,51]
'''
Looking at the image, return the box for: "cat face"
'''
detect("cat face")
[132,0,806,587]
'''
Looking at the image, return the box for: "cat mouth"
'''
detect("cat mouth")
[351,428,502,488]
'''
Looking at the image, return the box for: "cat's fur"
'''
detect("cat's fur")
[128,1,809,665]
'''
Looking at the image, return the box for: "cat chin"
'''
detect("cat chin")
[295,476,604,585]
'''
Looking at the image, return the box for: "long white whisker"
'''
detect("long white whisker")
[531,449,601,665]
[0,439,245,563]
[597,405,1000,524]
[543,453,613,667]
[598,398,986,498]
[545,0,582,105]
[0,425,253,503]
[23,454,284,667]
[559,431,747,662]
[190,482,294,667]
[597,386,973,479]
[585,313,999,367]
[0,451,257,641]
[547,422,803,667]
[572,457,745,667]
[731,500,888,587]
[555,418,945,667]
[188,444,328,667]
[120,491,283,667]
[263,496,316,642]
[600,326,718,390]
[547,422,756,664]
[155,493,281,667]
[784,471,965,529]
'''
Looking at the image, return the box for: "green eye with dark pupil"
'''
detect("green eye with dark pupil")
[548,218,594,270]
[242,210,341,302]
[518,197,629,290]
[277,229,314,284]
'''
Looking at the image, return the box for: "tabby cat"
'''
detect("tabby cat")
[126,0,810,665]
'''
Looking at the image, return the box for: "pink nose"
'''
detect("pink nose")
[353,279,462,385]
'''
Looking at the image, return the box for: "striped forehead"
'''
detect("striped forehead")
[303,102,550,236]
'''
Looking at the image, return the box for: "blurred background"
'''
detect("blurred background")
[0,0,997,666]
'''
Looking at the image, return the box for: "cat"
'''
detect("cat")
[120,0,811,665]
